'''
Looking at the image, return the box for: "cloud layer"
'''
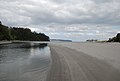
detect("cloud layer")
[0,0,120,41]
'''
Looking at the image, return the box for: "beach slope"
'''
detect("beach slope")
[47,43,120,81]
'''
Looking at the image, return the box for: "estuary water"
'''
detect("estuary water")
[0,42,51,81]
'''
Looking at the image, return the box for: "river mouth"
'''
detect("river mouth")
[0,42,51,81]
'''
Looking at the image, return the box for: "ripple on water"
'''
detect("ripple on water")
[0,43,51,81]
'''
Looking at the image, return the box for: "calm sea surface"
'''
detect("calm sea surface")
[0,42,51,81]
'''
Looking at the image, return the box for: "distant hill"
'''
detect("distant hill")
[86,39,98,42]
[108,33,120,42]
[0,21,50,41]
[50,39,72,42]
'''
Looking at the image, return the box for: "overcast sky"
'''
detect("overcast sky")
[0,0,120,41]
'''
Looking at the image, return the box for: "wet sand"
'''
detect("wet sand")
[47,43,120,81]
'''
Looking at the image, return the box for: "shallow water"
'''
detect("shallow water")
[0,42,51,81]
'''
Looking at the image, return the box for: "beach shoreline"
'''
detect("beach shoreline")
[0,41,12,45]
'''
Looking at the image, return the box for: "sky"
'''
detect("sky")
[0,0,120,41]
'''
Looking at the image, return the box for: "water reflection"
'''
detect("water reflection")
[0,43,51,81]
[0,42,48,49]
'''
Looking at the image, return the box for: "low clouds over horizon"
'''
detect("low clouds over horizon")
[0,0,120,41]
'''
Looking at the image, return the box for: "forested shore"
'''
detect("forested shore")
[0,21,49,41]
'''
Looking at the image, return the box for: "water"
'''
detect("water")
[0,42,51,81]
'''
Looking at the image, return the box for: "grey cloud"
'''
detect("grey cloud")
[92,0,112,4]
[0,0,120,41]
[1,0,120,25]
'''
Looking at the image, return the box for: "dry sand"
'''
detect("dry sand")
[53,42,120,70]
[47,42,120,81]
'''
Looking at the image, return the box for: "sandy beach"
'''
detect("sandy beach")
[0,41,12,45]
[47,42,120,81]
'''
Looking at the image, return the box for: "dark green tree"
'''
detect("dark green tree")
[0,23,11,40]
[114,33,120,42]
[108,33,120,42]
[0,21,50,41]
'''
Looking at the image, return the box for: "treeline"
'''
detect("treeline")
[108,33,120,42]
[0,21,49,41]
